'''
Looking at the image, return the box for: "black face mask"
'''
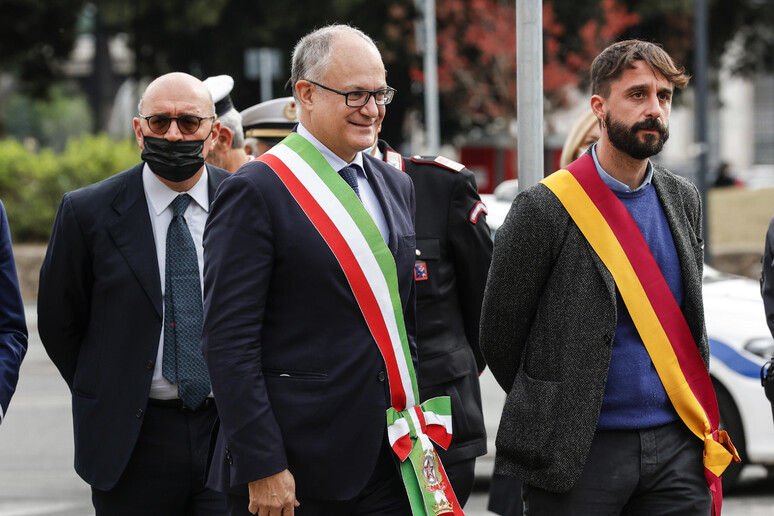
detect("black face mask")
[141,135,206,183]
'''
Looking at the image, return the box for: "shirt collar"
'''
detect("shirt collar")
[590,143,653,193]
[142,163,210,216]
[297,123,366,175]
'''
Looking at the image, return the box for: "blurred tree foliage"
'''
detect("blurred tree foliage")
[5,84,93,151]
[0,0,83,97]
[0,134,139,241]
[0,0,772,144]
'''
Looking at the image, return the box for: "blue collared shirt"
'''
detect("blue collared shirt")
[591,143,653,193]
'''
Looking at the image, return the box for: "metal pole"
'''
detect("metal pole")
[424,0,440,154]
[516,0,544,191]
[694,0,711,264]
[259,48,274,102]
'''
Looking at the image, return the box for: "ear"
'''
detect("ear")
[215,123,233,151]
[207,120,222,152]
[590,95,606,126]
[133,118,144,149]
[295,81,314,111]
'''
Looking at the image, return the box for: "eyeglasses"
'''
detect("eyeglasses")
[139,114,216,135]
[306,80,396,107]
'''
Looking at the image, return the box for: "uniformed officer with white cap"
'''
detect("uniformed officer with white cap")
[240,97,298,157]
[203,75,251,173]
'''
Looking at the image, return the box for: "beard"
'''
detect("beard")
[605,113,669,160]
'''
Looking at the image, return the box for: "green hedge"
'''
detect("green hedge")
[0,135,140,242]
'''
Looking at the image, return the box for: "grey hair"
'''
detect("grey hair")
[217,109,245,149]
[290,24,380,101]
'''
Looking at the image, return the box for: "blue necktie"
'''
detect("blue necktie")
[162,194,210,409]
[338,165,361,199]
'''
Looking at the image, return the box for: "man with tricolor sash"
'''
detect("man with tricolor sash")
[481,40,739,516]
[201,25,461,516]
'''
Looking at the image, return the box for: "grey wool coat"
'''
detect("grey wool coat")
[479,163,709,493]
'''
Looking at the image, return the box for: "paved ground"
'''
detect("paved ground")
[0,304,771,515]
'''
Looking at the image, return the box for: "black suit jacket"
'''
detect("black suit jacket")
[378,141,490,465]
[37,163,230,490]
[202,151,417,500]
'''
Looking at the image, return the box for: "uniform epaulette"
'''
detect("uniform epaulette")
[410,155,466,173]
[384,149,405,171]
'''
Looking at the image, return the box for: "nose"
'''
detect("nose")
[359,94,380,117]
[644,92,661,119]
[164,119,184,141]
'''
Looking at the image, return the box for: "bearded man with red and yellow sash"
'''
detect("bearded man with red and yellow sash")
[481,40,739,516]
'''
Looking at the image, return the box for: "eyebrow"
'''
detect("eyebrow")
[625,84,674,95]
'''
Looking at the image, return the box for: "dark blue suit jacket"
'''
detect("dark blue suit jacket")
[202,152,417,500]
[0,199,27,422]
[37,164,230,490]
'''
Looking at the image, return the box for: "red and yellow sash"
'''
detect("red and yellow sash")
[259,133,463,515]
[541,153,739,516]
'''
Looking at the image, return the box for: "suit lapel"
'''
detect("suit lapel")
[652,169,699,283]
[205,164,225,206]
[107,165,163,317]
[363,157,400,256]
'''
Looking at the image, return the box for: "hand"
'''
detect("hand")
[247,469,300,515]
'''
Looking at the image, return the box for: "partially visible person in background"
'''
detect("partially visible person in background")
[559,109,601,168]
[373,137,491,506]
[204,75,251,173]
[760,216,774,422]
[0,198,27,425]
[712,161,738,188]
[240,97,298,158]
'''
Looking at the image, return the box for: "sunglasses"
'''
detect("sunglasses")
[139,114,216,135]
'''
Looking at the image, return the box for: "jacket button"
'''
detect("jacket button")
[226,448,233,465]
[136,409,144,418]
[145,360,155,370]
[377,371,386,382]
[416,249,421,257]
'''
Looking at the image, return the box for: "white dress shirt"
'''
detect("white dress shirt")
[142,164,210,400]
[297,124,390,242]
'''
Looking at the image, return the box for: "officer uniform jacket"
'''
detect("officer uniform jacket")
[378,140,491,465]
[480,162,708,492]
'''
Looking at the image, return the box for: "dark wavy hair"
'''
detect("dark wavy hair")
[591,40,690,97]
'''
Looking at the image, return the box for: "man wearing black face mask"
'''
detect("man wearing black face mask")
[37,72,230,515]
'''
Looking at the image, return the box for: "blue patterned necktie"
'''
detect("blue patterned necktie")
[162,194,210,409]
[338,165,361,199]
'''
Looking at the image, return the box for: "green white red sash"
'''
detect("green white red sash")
[258,132,463,515]
[541,153,740,516]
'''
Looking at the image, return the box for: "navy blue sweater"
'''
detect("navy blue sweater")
[596,184,683,429]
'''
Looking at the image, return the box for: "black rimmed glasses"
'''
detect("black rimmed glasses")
[139,114,216,135]
[306,80,396,107]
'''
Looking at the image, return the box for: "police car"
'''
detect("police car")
[480,186,774,488]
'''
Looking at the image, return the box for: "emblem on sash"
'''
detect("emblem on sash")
[421,450,454,515]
